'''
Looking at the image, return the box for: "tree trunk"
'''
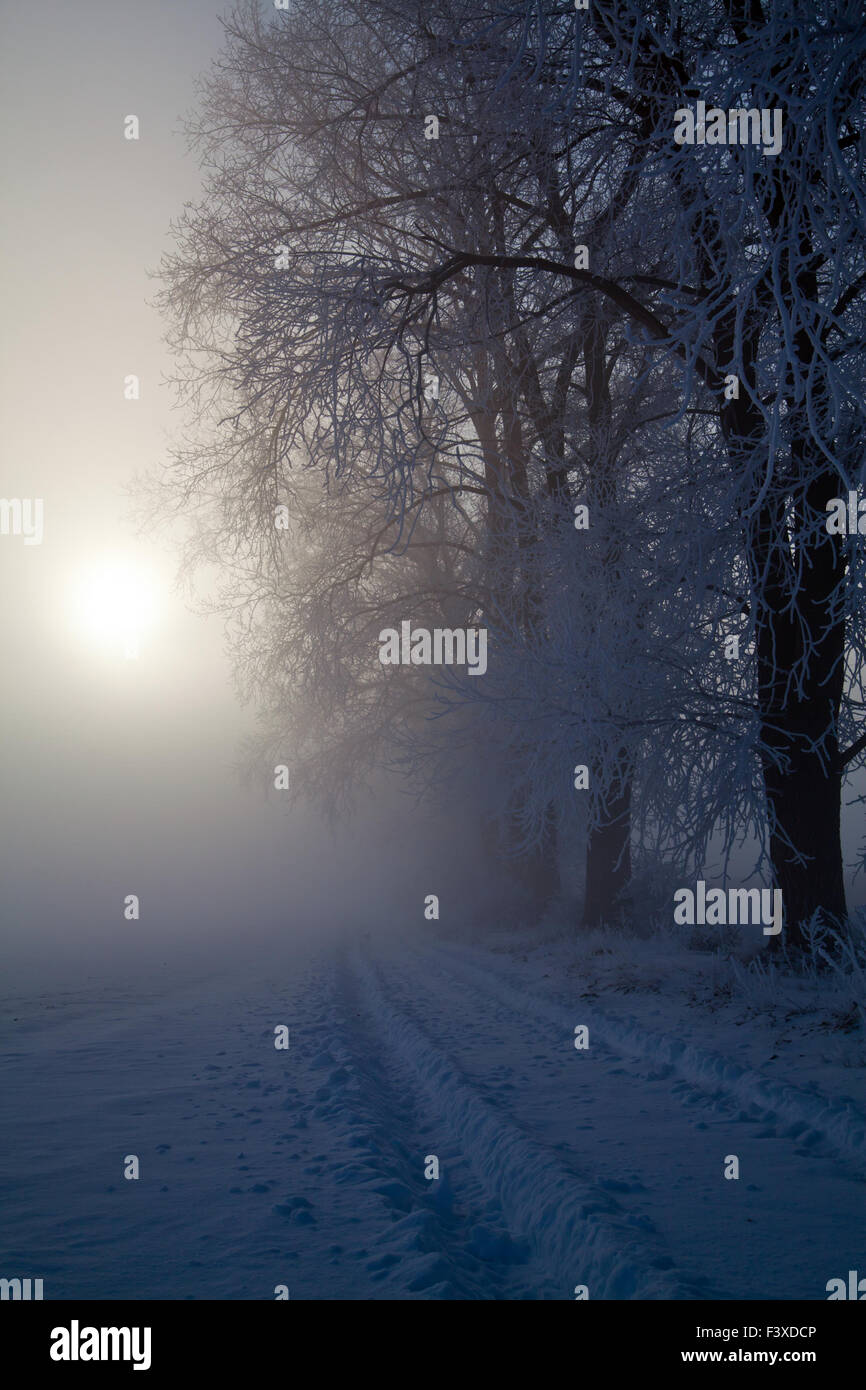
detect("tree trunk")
[580,305,634,929]
[760,716,845,952]
[735,430,848,949]
[754,459,847,951]
[583,760,631,927]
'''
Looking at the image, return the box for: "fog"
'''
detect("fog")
[0,0,479,992]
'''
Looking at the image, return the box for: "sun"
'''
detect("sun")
[69,558,160,659]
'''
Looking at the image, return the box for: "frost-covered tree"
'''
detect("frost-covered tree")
[395,0,866,945]
[157,0,866,947]
[581,0,866,945]
[157,0,672,917]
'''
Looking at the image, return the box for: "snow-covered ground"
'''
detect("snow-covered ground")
[1,924,864,1300]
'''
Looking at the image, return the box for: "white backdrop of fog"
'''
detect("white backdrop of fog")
[0,0,487,993]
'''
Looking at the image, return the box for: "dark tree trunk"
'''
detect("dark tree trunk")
[752,464,848,951]
[583,760,632,927]
[760,719,845,952]
[580,305,634,929]
[727,409,848,950]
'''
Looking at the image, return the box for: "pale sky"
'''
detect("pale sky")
[0,1,311,983]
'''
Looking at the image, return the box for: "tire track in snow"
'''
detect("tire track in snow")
[371,940,866,1299]
[327,947,553,1299]
[346,945,706,1300]
[420,940,866,1178]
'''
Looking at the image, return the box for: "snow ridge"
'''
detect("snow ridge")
[350,946,708,1300]
[425,941,866,1177]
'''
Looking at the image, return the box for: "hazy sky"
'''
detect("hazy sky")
[0,0,499,994]
[0,0,323,984]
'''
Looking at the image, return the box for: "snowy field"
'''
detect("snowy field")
[1,924,864,1301]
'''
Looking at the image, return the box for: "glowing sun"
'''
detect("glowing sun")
[69,558,160,659]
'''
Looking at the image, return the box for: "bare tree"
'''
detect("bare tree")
[157,0,866,948]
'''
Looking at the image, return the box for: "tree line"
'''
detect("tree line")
[158,0,866,949]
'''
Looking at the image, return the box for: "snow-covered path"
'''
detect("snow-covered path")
[2,934,863,1300]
